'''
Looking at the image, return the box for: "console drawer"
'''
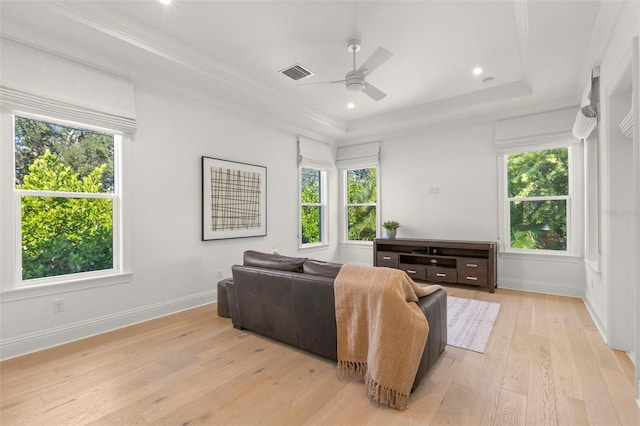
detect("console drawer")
[377,251,399,268]
[400,263,426,280]
[427,266,457,283]
[457,258,488,286]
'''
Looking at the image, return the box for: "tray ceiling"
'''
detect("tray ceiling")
[0,1,608,139]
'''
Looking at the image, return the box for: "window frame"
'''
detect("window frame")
[298,166,328,248]
[341,166,379,245]
[499,144,583,257]
[1,111,131,297]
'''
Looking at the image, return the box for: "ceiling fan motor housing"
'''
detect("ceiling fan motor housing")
[346,70,365,92]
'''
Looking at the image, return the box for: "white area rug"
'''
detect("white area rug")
[447,296,501,353]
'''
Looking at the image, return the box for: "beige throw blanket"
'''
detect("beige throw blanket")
[334,264,443,410]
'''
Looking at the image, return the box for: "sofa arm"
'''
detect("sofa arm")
[225,280,242,330]
[412,288,447,391]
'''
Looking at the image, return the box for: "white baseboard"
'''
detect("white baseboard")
[0,290,216,361]
[582,295,608,344]
[497,278,584,298]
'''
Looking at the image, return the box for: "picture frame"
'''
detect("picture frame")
[201,156,267,240]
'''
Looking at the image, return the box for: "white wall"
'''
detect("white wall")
[337,124,498,265]
[338,122,585,297]
[0,80,336,359]
[584,0,638,350]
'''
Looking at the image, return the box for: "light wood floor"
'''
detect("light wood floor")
[1,286,639,425]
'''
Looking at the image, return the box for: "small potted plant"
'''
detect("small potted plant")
[382,220,400,239]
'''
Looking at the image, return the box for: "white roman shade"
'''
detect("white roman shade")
[297,136,334,168]
[572,69,599,140]
[495,108,579,154]
[619,108,633,139]
[0,39,137,136]
[335,141,380,169]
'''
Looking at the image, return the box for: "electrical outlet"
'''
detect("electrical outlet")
[53,298,65,313]
[217,269,223,280]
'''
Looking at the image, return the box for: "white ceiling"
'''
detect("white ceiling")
[0,1,613,141]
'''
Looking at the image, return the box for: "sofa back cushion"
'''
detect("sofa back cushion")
[303,259,343,278]
[243,250,307,273]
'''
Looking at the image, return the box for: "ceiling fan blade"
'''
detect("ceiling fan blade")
[298,79,345,86]
[357,47,393,76]
[362,82,387,101]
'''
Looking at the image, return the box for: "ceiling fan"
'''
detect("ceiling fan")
[301,39,393,101]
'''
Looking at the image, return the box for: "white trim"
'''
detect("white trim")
[498,277,583,298]
[298,166,327,248]
[298,242,330,252]
[341,166,379,243]
[1,272,133,301]
[2,112,132,291]
[0,290,216,361]
[16,189,116,199]
[583,294,608,344]
[498,251,583,263]
[499,144,583,257]
[340,240,374,248]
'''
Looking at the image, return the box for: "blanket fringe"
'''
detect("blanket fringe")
[365,374,409,410]
[337,360,367,380]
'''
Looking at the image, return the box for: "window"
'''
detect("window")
[505,147,570,252]
[344,167,377,242]
[12,114,121,284]
[300,167,326,246]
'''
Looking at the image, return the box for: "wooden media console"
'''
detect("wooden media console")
[374,238,497,292]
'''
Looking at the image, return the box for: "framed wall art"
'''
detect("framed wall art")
[202,156,267,240]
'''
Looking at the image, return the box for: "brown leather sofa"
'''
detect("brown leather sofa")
[226,250,447,391]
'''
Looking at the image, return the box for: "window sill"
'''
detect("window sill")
[299,243,330,252]
[340,241,374,248]
[1,271,133,302]
[499,251,582,263]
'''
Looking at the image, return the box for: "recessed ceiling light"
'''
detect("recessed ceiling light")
[158,0,172,5]
[473,67,483,76]
[347,102,355,109]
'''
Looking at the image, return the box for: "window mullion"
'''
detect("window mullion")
[508,195,569,202]
[16,189,115,199]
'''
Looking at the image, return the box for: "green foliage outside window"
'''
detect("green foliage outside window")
[300,168,322,244]
[507,148,568,250]
[15,116,114,280]
[347,168,377,241]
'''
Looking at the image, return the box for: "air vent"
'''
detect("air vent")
[280,64,313,81]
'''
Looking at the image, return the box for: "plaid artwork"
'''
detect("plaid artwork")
[210,167,262,231]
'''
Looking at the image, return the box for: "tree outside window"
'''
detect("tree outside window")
[300,167,324,245]
[14,116,117,280]
[507,147,569,251]
[346,167,377,241]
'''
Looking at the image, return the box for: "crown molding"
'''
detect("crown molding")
[575,0,626,99]
[512,0,533,89]
[47,1,348,136]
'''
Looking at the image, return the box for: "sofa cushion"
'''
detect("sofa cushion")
[303,259,343,278]
[243,250,307,272]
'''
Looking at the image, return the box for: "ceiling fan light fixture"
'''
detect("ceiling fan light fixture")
[345,70,364,92]
[347,81,364,92]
